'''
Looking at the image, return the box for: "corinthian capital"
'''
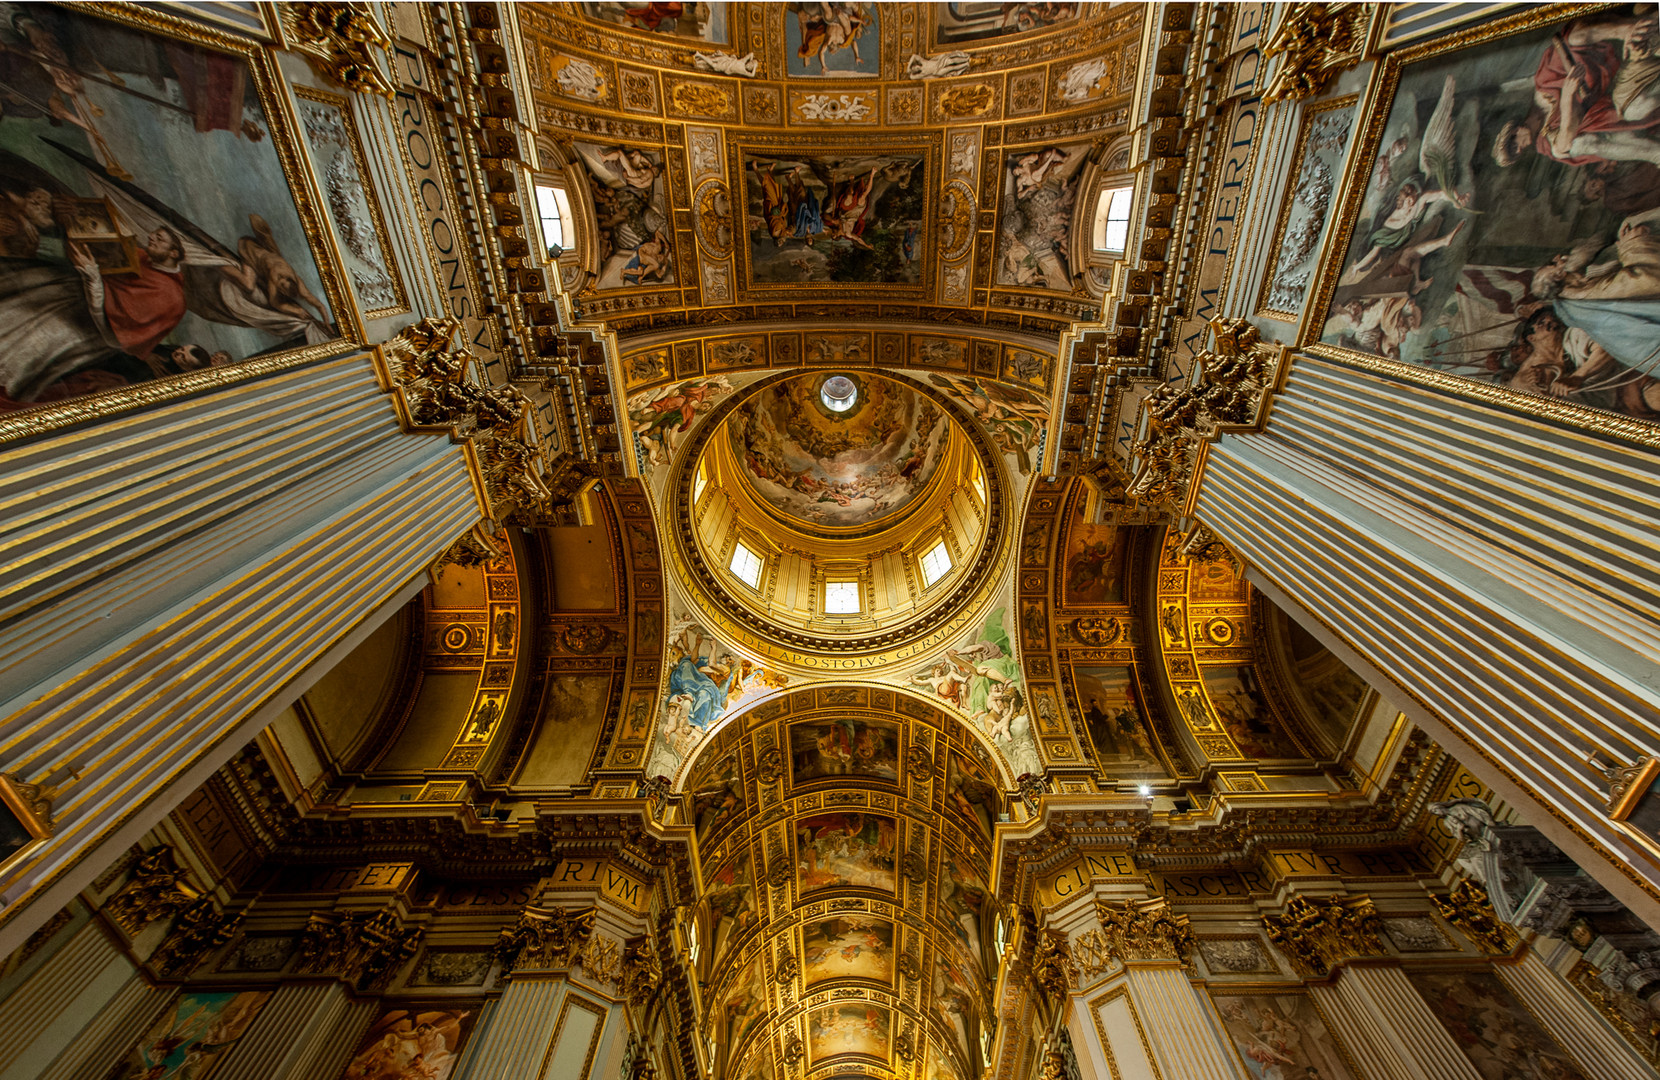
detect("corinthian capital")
[1262,4,1371,106]
[1261,893,1384,977]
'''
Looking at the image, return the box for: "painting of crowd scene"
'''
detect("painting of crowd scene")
[1319,6,1660,424]
[0,6,337,411]
[744,151,925,284]
[934,2,1080,44]
[1409,970,1588,1080]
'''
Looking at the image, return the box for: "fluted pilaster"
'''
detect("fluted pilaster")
[0,922,142,1080]
[455,976,569,1079]
[1123,964,1247,1080]
[215,983,375,1080]
[1195,355,1660,924]
[1326,965,1480,1080]
[0,354,484,955]
[1499,950,1659,1080]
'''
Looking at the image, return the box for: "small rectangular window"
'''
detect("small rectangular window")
[1093,186,1133,255]
[730,543,763,589]
[971,467,986,505]
[824,580,861,614]
[535,184,573,257]
[693,467,708,504]
[920,540,952,587]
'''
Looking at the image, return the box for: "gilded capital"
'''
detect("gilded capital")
[294,907,424,991]
[1031,930,1076,997]
[1072,897,1195,978]
[1128,318,1284,512]
[151,899,243,979]
[1433,880,1518,955]
[494,904,597,974]
[105,846,202,936]
[620,935,664,1004]
[1261,893,1384,977]
[1262,3,1371,106]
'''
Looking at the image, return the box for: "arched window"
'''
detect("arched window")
[534,183,574,258]
[1092,185,1133,256]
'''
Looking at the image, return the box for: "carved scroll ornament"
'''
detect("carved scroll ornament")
[1262,3,1370,106]
[1261,893,1384,977]
[282,3,394,98]
[1128,318,1283,511]
[382,317,557,529]
[295,907,424,990]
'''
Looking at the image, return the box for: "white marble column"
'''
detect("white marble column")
[1123,963,1248,1080]
[1498,950,1660,1080]
[0,352,485,956]
[1194,354,1660,926]
[1322,964,1480,1080]
[1307,978,1412,1080]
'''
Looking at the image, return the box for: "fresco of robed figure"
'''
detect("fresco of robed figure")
[0,5,338,411]
[744,151,924,284]
[1319,5,1660,425]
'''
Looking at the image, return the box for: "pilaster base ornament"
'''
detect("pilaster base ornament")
[1127,318,1284,513]
[1432,880,1518,955]
[281,3,394,98]
[1262,3,1370,105]
[1073,897,1194,980]
[151,898,243,979]
[105,846,202,935]
[493,904,597,974]
[1261,893,1384,977]
[295,907,424,990]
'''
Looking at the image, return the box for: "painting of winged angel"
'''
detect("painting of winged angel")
[1321,6,1660,424]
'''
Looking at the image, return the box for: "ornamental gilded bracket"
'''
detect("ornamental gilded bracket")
[1261,893,1384,977]
[1262,3,1371,106]
[281,3,395,98]
[1127,318,1286,514]
[380,317,559,530]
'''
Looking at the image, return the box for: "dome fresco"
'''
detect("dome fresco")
[725,372,951,530]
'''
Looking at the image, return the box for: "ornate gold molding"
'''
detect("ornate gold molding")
[494,904,598,974]
[620,935,663,1005]
[281,3,394,98]
[1568,959,1660,1068]
[1128,319,1285,514]
[1432,880,1517,955]
[1262,4,1370,106]
[105,846,202,936]
[1031,930,1076,997]
[294,907,424,990]
[380,318,559,530]
[1261,893,1384,977]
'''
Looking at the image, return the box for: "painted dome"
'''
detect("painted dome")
[724,372,951,531]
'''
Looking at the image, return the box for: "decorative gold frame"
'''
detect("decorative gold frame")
[727,133,941,300]
[0,3,361,443]
[1297,2,1660,448]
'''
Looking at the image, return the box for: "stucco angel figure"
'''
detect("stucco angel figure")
[693,51,759,78]
[906,51,971,80]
